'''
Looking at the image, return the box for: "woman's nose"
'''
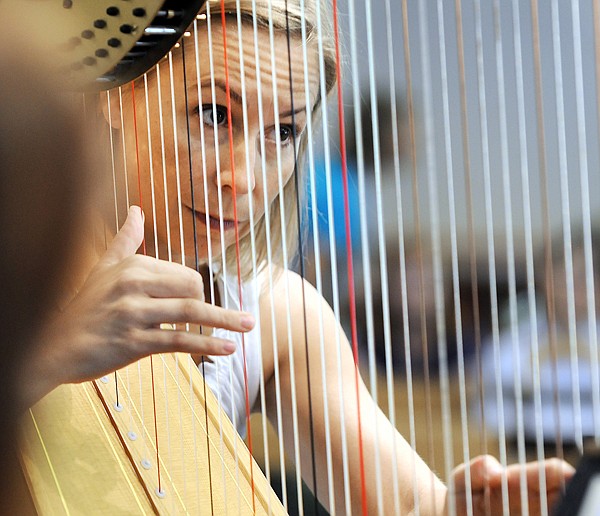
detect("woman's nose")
[219,141,257,194]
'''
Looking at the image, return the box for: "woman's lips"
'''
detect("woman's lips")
[192,210,237,231]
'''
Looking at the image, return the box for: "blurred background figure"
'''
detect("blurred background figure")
[478,227,600,458]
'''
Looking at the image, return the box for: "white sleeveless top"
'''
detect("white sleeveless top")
[199,273,262,437]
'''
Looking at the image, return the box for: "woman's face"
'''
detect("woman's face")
[111,18,319,266]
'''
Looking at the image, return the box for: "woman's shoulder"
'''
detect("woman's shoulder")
[257,267,321,307]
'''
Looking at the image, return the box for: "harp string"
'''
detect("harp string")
[203,11,242,495]
[244,0,291,508]
[331,0,370,512]
[166,48,191,502]
[312,0,354,511]
[346,0,385,513]
[106,91,120,234]
[373,0,405,512]
[530,3,557,502]
[192,12,233,511]
[214,14,257,505]
[419,1,461,514]
[471,1,511,513]
[209,2,275,509]
[298,0,340,511]
[190,18,220,514]
[152,59,184,512]
[436,0,469,471]
[106,90,124,410]
[563,0,590,457]
[386,0,421,512]
[265,2,307,510]
[143,70,179,502]
[235,2,280,509]
[282,3,321,513]
[493,0,529,510]
[584,0,600,446]
[207,5,248,511]
[550,0,581,457]
[450,3,493,510]
[226,4,277,511]
[400,1,439,512]
[181,19,223,508]
[116,84,155,483]
[130,79,164,493]
[436,0,475,511]
[178,39,209,509]
[573,1,600,445]
[510,0,543,496]
[111,86,137,460]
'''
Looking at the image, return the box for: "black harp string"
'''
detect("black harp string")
[179,37,217,515]
[84,89,123,411]
[129,80,164,495]
[105,88,123,409]
[283,1,320,513]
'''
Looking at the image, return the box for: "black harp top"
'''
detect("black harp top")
[6,0,206,91]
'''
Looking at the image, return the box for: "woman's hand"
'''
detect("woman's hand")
[448,454,575,515]
[23,206,254,406]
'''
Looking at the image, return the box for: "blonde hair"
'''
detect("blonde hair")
[202,0,337,279]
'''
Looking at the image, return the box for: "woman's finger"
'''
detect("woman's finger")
[138,327,238,355]
[98,206,145,267]
[131,297,255,331]
[109,257,205,300]
[452,455,504,492]
[505,458,575,491]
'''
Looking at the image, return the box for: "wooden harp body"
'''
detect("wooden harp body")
[21,356,283,514]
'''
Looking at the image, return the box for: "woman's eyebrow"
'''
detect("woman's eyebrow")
[278,105,308,119]
[203,79,308,118]
[202,79,244,105]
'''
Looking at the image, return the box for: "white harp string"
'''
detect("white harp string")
[190,17,231,512]
[231,3,276,511]
[420,1,459,514]
[247,0,290,508]
[436,0,472,509]
[583,0,600,450]
[265,2,305,511]
[313,0,353,511]
[550,0,583,454]
[471,3,510,516]
[380,0,404,513]
[492,0,529,510]
[346,0,384,512]
[300,0,338,511]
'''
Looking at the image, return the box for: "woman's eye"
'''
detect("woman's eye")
[268,124,295,145]
[201,105,227,127]
[279,125,292,143]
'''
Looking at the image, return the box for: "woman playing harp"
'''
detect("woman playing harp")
[35,0,574,513]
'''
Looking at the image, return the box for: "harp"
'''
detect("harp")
[12,0,600,514]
